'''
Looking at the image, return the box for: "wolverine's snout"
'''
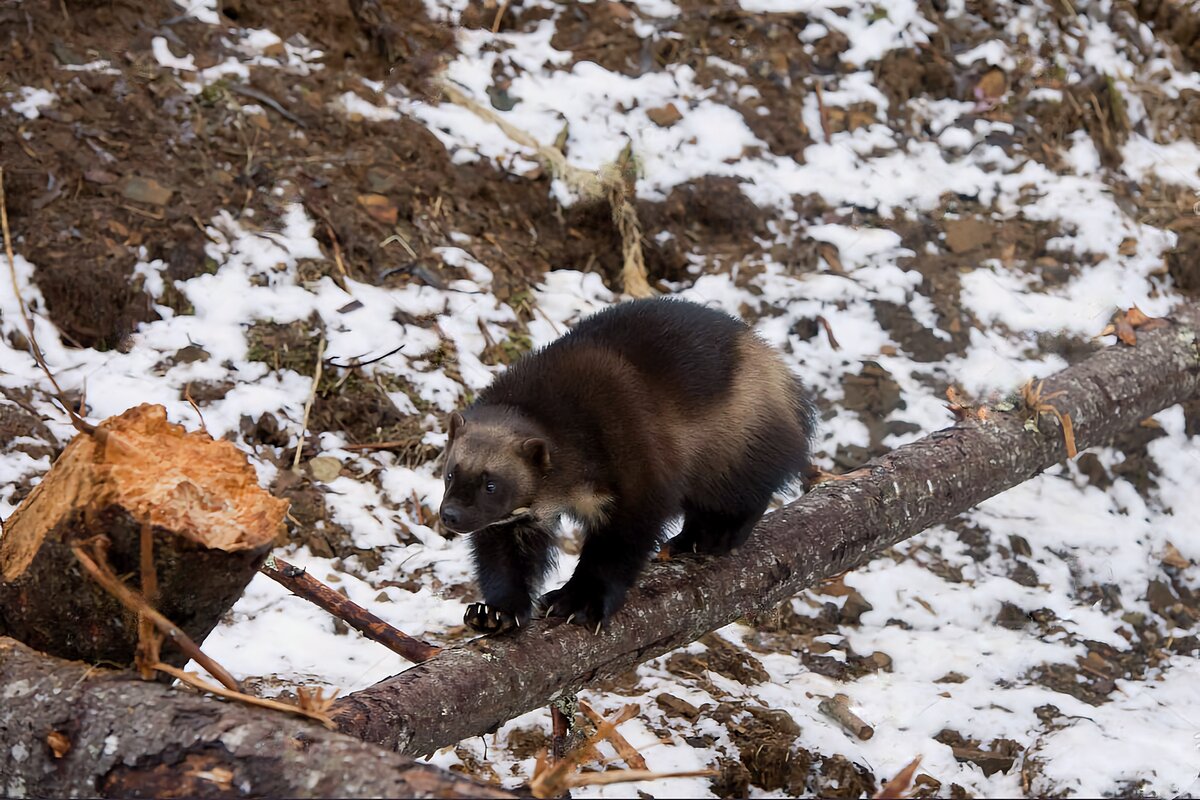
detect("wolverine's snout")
[439,502,468,534]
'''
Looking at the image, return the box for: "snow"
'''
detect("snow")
[2,0,1199,796]
[8,87,57,120]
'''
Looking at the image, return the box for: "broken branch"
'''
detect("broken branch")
[258,554,442,663]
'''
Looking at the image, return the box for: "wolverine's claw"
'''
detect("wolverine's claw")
[566,613,576,625]
[594,621,602,635]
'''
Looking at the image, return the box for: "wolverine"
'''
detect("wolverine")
[439,297,817,634]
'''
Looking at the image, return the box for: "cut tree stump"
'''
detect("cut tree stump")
[0,404,287,667]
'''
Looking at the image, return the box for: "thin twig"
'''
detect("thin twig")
[134,517,162,680]
[321,220,350,291]
[292,335,326,471]
[0,167,95,436]
[259,554,442,663]
[814,81,833,144]
[183,383,207,433]
[153,662,335,728]
[491,0,510,32]
[326,343,404,370]
[436,81,653,297]
[341,439,413,452]
[71,537,241,692]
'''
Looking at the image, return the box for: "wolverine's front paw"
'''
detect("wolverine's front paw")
[464,602,528,634]
[538,580,624,633]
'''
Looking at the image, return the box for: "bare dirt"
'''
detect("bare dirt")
[3,0,1199,795]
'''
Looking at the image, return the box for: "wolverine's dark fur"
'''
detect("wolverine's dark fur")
[440,298,817,633]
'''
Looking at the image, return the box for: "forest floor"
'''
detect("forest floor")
[2,0,1200,796]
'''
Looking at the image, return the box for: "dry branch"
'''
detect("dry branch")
[0,638,513,799]
[331,308,1200,756]
[437,80,654,298]
[0,404,286,668]
[258,553,442,663]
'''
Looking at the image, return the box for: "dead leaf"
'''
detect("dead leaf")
[943,217,994,254]
[646,103,682,128]
[356,193,399,224]
[975,68,1007,102]
[874,755,922,799]
[120,176,174,206]
[47,730,71,759]
[1162,542,1190,569]
[1118,237,1138,256]
[817,241,844,272]
[1098,305,1168,346]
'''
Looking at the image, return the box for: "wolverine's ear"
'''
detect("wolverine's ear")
[448,412,465,441]
[522,438,550,471]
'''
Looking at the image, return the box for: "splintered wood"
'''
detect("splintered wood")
[0,403,287,667]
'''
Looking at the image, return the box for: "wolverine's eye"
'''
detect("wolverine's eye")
[445,471,453,483]
[485,480,496,494]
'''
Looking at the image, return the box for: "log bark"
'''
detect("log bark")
[331,310,1200,756]
[0,637,515,799]
[0,404,287,668]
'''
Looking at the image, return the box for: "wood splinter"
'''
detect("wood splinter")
[818,693,874,741]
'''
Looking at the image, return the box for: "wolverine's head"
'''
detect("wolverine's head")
[438,408,551,535]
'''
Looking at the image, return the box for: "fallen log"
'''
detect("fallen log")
[0,637,514,799]
[0,404,286,668]
[331,308,1200,756]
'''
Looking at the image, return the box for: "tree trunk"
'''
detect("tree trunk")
[0,404,287,668]
[0,637,515,799]
[331,310,1200,756]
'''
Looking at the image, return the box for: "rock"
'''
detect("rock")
[647,103,683,127]
[1146,579,1180,619]
[655,693,703,721]
[994,601,1029,630]
[120,177,174,206]
[935,671,968,684]
[950,739,1023,777]
[174,344,210,364]
[84,169,119,185]
[943,217,995,254]
[308,456,342,483]
[839,588,874,624]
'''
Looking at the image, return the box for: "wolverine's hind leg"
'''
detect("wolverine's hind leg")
[664,497,771,557]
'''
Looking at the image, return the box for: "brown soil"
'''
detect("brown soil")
[5,0,1199,794]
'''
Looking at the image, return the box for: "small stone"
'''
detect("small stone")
[1146,579,1179,618]
[84,169,119,185]
[935,671,968,684]
[308,456,342,483]
[121,176,174,206]
[647,103,683,127]
[943,217,994,254]
[994,601,1029,630]
[174,344,210,364]
[1008,534,1032,558]
[839,589,873,624]
[655,693,703,721]
[866,651,892,672]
